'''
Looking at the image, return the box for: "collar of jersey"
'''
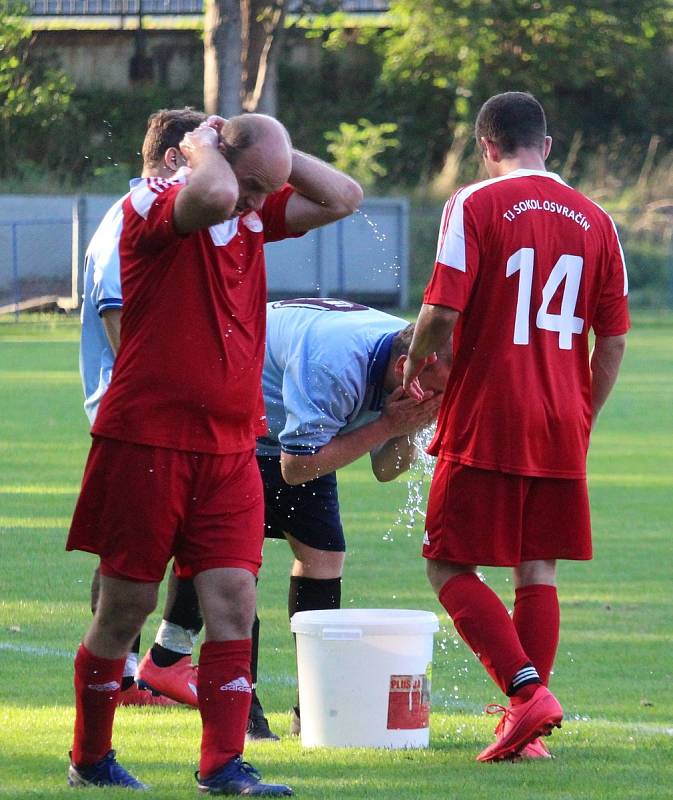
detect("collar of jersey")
[367,331,396,410]
[129,166,190,191]
[506,168,567,185]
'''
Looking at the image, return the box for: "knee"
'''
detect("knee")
[199,571,257,640]
[293,548,345,580]
[97,595,155,641]
[515,559,556,588]
[426,560,474,595]
[225,604,256,639]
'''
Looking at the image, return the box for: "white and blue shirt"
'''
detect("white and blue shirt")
[79,180,140,424]
[257,299,407,457]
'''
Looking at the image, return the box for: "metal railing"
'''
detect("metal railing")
[27,0,390,15]
[0,195,409,318]
[0,218,79,318]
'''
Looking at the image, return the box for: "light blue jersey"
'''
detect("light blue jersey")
[79,180,139,424]
[258,299,408,457]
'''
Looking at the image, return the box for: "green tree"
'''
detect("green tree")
[0,0,76,179]
[365,0,673,190]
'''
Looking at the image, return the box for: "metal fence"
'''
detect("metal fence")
[0,219,78,317]
[27,0,390,15]
[0,195,409,317]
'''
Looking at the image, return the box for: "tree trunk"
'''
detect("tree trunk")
[203,0,243,117]
[241,0,286,115]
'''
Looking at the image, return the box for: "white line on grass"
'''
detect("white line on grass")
[0,641,73,658]
[0,641,298,685]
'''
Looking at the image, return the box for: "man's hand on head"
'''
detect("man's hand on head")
[206,115,227,134]
[205,116,233,159]
[179,121,220,166]
[173,119,240,232]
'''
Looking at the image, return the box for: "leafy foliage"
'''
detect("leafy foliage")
[379,0,673,159]
[325,118,399,186]
[0,0,77,178]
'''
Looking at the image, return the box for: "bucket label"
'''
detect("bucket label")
[387,671,431,730]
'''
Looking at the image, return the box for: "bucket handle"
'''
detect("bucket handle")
[321,627,363,641]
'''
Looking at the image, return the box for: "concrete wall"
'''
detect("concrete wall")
[32,28,202,90]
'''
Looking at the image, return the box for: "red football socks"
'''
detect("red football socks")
[72,644,125,766]
[198,639,253,778]
[438,573,531,695]
[513,583,560,686]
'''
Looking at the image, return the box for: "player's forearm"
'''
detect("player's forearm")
[370,435,417,482]
[408,304,457,362]
[289,150,363,221]
[174,150,238,232]
[101,309,121,356]
[590,334,626,426]
[403,304,458,396]
[280,417,393,485]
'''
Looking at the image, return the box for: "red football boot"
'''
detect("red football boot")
[136,650,198,707]
[117,681,178,707]
[485,709,553,760]
[520,737,552,759]
[476,685,562,762]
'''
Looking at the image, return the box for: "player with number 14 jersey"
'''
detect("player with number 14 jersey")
[424,167,629,478]
[404,92,629,764]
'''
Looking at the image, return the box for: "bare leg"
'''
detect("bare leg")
[195,568,256,642]
[84,575,159,659]
[286,532,345,579]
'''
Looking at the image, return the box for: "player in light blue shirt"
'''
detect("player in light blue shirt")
[255,298,450,734]
[80,189,130,424]
[260,298,416,457]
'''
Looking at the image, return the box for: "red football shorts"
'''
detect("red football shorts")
[66,437,264,582]
[423,459,592,566]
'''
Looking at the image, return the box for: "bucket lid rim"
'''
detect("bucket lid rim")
[290,608,440,635]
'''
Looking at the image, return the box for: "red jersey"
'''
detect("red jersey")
[424,169,629,478]
[93,175,301,454]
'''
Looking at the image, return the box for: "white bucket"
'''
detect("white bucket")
[290,608,439,749]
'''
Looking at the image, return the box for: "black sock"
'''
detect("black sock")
[251,612,260,698]
[288,576,342,617]
[121,635,141,690]
[150,642,188,668]
[166,577,203,633]
[289,576,342,711]
[507,662,541,697]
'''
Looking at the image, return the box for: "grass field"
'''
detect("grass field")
[0,312,672,799]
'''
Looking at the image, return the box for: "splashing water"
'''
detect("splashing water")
[357,209,388,244]
[353,209,402,288]
[382,425,436,542]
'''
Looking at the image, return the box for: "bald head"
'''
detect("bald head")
[222,114,293,215]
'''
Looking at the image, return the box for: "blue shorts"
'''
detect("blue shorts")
[257,455,346,553]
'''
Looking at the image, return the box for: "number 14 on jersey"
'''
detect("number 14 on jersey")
[506,248,584,350]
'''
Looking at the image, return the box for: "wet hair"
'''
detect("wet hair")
[391,323,415,361]
[475,92,547,156]
[141,108,207,168]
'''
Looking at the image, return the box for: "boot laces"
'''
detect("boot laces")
[485,703,510,737]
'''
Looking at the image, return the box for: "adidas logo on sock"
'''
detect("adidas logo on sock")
[87,680,121,692]
[219,677,252,694]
